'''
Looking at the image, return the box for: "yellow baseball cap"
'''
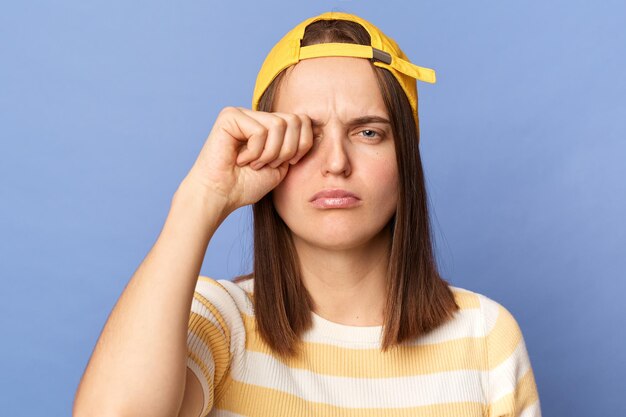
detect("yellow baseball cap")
[251,11,436,132]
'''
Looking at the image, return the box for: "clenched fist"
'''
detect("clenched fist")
[181,106,314,216]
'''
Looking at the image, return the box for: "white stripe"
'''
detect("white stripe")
[478,293,502,335]
[219,278,255,315]
[231,350,487,407]
[289,307,486,348]
[449,285,473,293]
[234,276,254,294]
[405,308,488,346]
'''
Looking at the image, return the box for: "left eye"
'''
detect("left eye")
[359,129,380,139]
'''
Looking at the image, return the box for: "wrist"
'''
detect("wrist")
[170,178,231,232]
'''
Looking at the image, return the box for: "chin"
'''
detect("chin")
[294,232,374,251]
[292,218,391,250]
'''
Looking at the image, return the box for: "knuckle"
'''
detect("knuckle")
[282,140,297,156]
[282,149,297,163]
[265,143,283,161]
[219,106,236,117]
[270,116,287,130]
[287,113,301,127]
[302,132,314,147]
[253,125,268,137]
[299,113,312,126]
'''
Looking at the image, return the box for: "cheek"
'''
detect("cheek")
[272,165,308,211]
[372,159,399,195]
[367,160,400,217]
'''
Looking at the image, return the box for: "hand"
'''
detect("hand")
[180,106,314,215]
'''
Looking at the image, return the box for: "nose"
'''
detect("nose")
[317,127,352,177]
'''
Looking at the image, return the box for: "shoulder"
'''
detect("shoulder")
[450,285,534,388]
[190,276,253,351]
[194,275,254,317]
[448,288,541,413]
[448,284,524,338]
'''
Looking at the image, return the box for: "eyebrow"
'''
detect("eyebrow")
[310,115,391,128]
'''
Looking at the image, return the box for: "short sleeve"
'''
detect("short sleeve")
[479,294,542,417]
[186,276,245,417]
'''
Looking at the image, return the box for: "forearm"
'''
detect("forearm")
[73,181,229,417]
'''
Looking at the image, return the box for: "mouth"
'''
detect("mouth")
[309,188,361,209]
[310,196,361,209]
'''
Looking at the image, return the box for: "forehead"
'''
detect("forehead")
[274,56,388,119]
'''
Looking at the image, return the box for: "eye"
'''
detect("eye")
[358,129,382,140]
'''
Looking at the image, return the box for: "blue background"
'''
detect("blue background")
[1,1,625,416]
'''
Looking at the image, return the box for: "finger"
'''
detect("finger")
[268,112,301,168]
[289,114,314,165]
[218,107,269,165]
[234,108,281,166]
[219,106,267,145]
[236,108,294,169]
[251,114,288,169]
[238,108,312,168]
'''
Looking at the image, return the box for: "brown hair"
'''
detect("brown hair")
[234,19,459,359]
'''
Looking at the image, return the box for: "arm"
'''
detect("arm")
[72,106,313,417]
[73,180,229,417]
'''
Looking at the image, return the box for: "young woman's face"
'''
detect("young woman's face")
[271,56,398,250]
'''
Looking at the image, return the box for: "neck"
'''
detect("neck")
[293,227,392,326]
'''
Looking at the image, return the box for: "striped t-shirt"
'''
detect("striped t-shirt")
[186,276,541,417]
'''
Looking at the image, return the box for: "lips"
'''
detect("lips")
[309,188,361,209]
[309,188,360,202]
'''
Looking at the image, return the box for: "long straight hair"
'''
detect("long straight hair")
[234,19,459,359]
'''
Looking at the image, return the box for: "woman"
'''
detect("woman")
[73,11,542,417]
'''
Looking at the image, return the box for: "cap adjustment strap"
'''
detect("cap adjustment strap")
[298,42,435,83]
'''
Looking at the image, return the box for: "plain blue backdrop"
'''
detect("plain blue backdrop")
[1,1,625,416]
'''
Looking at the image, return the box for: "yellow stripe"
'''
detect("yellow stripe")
[451,289,481,309]
[199,275,219,284]
[192,291,231,346]
[240,313,491,377]
[487,305,523,369]
[216,379,487,417]
[488,367,540,416]
[234,288,488,378]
